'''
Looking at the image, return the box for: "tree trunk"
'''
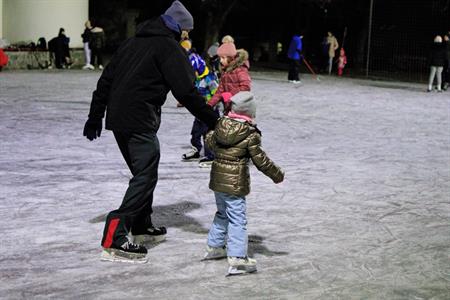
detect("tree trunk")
[203,12,222,51]
[201,0,239,51]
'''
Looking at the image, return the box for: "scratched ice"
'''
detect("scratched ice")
[1,70,449,299]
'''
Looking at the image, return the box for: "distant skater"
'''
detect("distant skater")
[337,48,347,76]
[427,35,447,92]
[326,31,339,75]
[287,33,303,84]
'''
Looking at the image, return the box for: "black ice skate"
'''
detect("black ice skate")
[198,157,213,168]
[226,256,257,276]
[101,240,148,264]
[132,225,167,245]
[182,146,200,161]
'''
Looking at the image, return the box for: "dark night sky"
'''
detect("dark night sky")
[90,0,450,78]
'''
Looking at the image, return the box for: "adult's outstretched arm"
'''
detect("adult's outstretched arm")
[160,45,218,130]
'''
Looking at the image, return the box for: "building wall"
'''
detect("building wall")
[0,0,3,39]
[2,0,88,47]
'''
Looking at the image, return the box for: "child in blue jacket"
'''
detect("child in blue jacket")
[181,40,219,167]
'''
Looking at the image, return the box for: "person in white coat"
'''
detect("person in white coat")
[326,31,339,75]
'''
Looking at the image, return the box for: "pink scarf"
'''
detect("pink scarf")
[227,112,254,124]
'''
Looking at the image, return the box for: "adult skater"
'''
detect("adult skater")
[89,22,106,70]
[326,31,339,75]
[427,35,447,92]
[83,0,218,263]
[287,33,303,84]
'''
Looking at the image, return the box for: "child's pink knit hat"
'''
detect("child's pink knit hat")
[217,42,237,57]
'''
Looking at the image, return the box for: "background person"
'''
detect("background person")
[326,31,339,75]
[427,35,447,92]
[287,33,303,83]
[81,20,93,70]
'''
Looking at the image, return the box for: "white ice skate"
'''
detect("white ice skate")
[82,64,95,70]
[202,245,227,260]
[227,256,257,276]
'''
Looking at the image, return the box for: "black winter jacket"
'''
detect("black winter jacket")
[87,17,218,132]
[81,28,91,43]
[429,42,447,67]
[89,28,105,50]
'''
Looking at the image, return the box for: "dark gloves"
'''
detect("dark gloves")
[273,170,285,184]
[83,118,102,141]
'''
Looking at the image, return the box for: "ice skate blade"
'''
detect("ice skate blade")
[133,234,166,245]
[182,159,200,162]
[198,163,212,168]
[100,249,148,264]
[201,254,227,261]
[226,266,257,276]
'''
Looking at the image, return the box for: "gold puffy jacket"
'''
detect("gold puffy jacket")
[206,117,284,196]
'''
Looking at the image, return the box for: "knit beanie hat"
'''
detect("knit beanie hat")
[164,1,194,31]
[217,42,237,57]
[230,91,256,119]
[180,39,192,50]
[190,53,206,75]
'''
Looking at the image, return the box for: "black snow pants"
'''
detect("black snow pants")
[288,59,301,81]
[101,131,160,248]
[91,47,103,67]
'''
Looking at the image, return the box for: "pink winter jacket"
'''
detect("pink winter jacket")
[208,49,251,107]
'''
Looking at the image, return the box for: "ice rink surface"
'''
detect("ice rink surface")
[1,70,449,299]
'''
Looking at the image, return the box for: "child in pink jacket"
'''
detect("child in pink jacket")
[337,48,347,76]
[208,42,251,114]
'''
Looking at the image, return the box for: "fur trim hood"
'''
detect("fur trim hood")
[223,49,249,72]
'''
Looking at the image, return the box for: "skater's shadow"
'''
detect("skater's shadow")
[248,235,289,257]
[89,201,288,257]
[153,201,209,235]
[89,201,209,235]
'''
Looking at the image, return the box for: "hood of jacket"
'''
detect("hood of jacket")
[214,117,254,146]
[223,49,249,72]
[135,17,177,39]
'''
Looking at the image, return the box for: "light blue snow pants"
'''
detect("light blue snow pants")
[207,192,247,257]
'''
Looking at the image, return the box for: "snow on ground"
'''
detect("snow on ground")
[1,70,449,299]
